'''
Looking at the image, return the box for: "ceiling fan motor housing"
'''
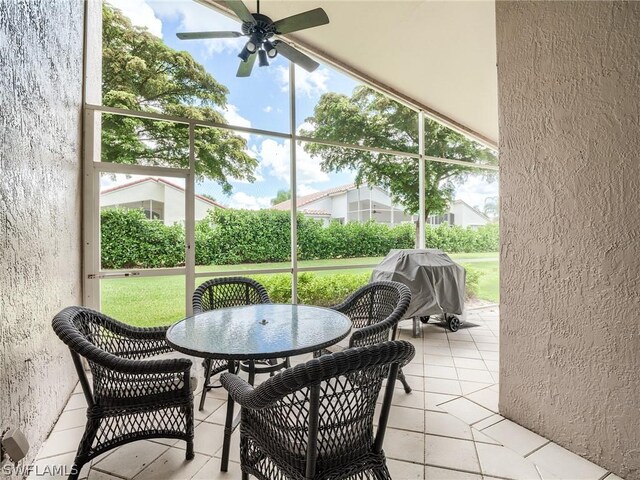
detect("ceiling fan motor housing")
[242,14,277,41]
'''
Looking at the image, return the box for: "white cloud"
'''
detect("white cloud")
[222,104,252,139]
[223,104,251,128]
[453,175,499,210]
[277,65,330,97]
[227,191,272,210]
[254,138,329,186]
[151,0,245,55]
[108,0,163,38]
[263,106,273,113]
[297,184,319,196]
[296,121,314,136]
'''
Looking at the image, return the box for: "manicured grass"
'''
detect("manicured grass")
[463,260,499,303]
[102,253,499,326]
[101,276,186,327]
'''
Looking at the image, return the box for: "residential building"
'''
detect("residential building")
[428,199,491,229]
[100,177,224,226]
[273,183,416,226]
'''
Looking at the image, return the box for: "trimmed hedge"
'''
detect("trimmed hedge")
[101,208,185,269]
[250,269,481,307]
[101,208,498,269]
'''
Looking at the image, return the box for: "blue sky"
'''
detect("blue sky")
[105,0,498,212]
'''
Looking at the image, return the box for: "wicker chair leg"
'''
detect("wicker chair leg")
[199,358,213,411]
[398,368,412,393]
[241,471,249,480]
[186,439,194,460]
[372,465,392,480]
[69,417,99,480]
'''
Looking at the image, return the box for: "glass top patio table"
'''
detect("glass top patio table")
[166,303,352,360]
[166,303,351,473]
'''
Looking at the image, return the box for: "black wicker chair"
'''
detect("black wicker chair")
[52,306,194,480]
[221,340,415,480]
[326,281,414,393]
[193,277,273,410]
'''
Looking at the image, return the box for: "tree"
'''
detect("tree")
[271,189,292,205]
[301,86,497,218]
[200,193,218,203]
[102,5,257,194]
[483,196,499,220]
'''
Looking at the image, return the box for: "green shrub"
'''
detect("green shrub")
[250,272,370,306]
[251,269,480,306]
[464,266,481,299]
[101,208,184,269]
[101,208,498,269]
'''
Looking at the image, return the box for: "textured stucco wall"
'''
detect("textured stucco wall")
[497,2,640,478]
[0,0,84,468]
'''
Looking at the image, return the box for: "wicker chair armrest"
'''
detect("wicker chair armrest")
[349,316,396,346]
[222,341,416,410]
[220,373,258,407]
[92,350,192,375]
[102,318,170,341]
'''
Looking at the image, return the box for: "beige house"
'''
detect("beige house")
[100,177,223,225]
[275,184,489,229]
[273,183,417,226]
[428,199,491,229]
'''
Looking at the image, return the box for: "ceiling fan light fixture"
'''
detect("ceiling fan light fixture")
[178,0,329,77]
[238,45,252,62]
[258,49,269,67]
[246,38,258,53]
[264,39,278,58]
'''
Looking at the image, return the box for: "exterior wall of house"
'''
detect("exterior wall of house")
[0,0,85,470]
[451,202,489,229]
[101,181,214,225]
[497,2,640,478]
[102,182,166,206]
[195,198,213,222]
[304,197,334,218]
[329,193,348,221]
[164,185,187,225]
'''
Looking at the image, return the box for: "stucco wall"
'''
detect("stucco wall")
[0,0,84,468]
[497,2,640,478]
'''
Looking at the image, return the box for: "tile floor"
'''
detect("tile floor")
[30,307,620,480]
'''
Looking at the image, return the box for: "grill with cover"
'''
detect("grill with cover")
[371,249,466,333]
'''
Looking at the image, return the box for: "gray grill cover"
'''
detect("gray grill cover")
[370,249,466,318]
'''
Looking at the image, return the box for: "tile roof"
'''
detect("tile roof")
[272,183,356,210]
[100,177,225,209]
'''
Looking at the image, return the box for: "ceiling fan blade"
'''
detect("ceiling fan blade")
[237,53,257,77]
[272,8,329,35]
[225,0,255,24]
[275,42,320,72]
[176,31,243,40]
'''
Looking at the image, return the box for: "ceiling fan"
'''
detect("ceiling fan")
[177,0,329,77]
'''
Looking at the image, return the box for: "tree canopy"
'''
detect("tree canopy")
[271,189,292,205]
[301,86,497,217]
[102,5,256,194]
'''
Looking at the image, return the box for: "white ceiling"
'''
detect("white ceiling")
[213,0,498,147]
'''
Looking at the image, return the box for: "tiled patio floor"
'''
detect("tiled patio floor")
[31,307,620,480]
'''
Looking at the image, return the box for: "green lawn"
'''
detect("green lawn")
[462,260,499,303]
[102,253,499,326]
